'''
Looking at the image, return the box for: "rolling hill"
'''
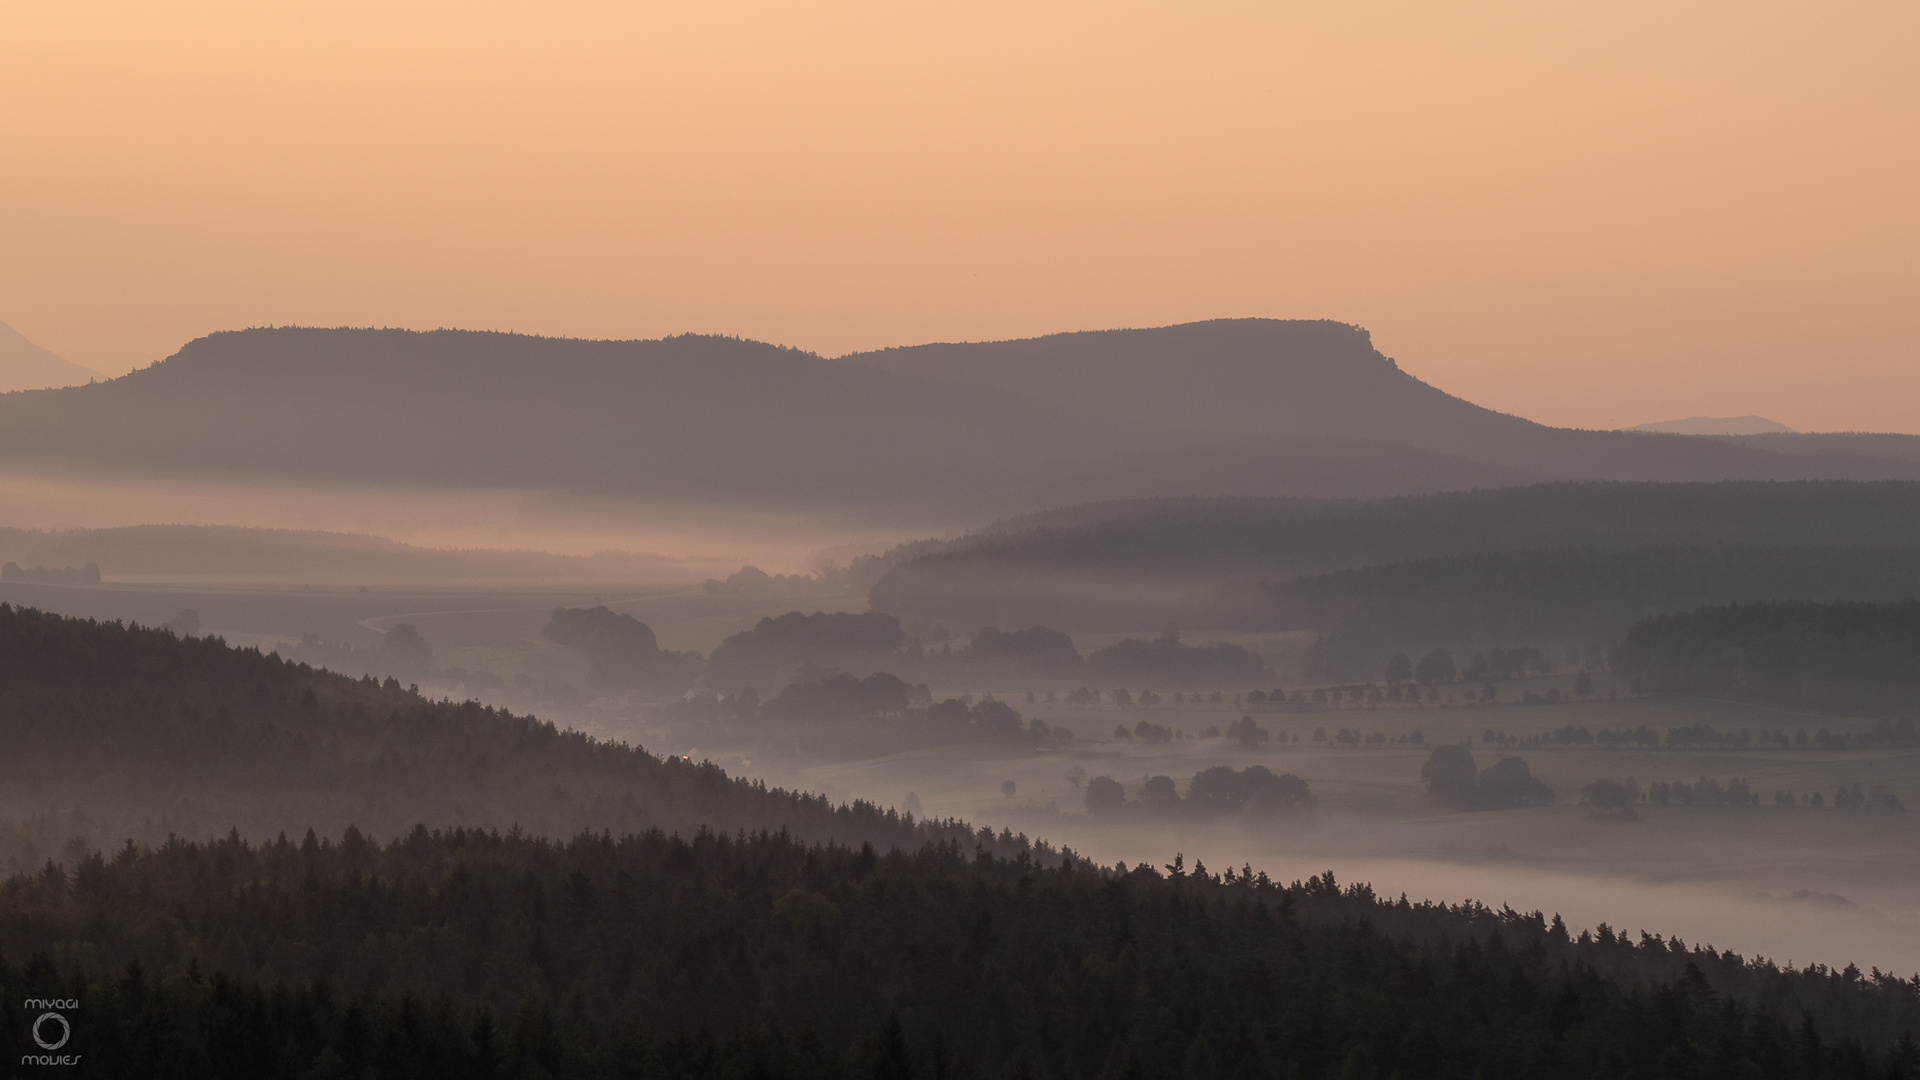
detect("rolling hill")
[2,603,1915,1076]
[843,319,1920,482]
[0,327,1533,518]
[0,323,1914,523]
[866,482,1920,634]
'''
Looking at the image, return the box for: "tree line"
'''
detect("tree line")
[1276,546,1920,683]
[5,825,1919,1078]
[8,602,1920,1076]
[1616,600,1920,713]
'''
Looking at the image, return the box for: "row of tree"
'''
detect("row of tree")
[1082,765,1318,818]
[704,612,1271,693]
[1273,544,1920,682]
[1581,777,1907,817]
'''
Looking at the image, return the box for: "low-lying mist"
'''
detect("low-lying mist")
[0,465,926,578]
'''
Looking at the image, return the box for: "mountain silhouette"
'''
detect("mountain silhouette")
[0,320,101,393]
[1631,415,1795,435]
[0,322,1912,521]
[842,318,1920,483]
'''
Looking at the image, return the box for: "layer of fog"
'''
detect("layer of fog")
[699,744,1920,977]
[0,466,924,578]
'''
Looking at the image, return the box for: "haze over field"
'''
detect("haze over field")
[4,3,1918,1075]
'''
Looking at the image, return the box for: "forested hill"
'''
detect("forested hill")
[846,320,1524,449]
[1276,546,1920,681]
[2,325,1917,522]
[6,606,1920,1075]
[0,604,1048,869]
[0,328,1137,509]
[843,319,1920,483]
[870,482,1920,629]
[5,828,1918,1078]
[1616,600,1920,713]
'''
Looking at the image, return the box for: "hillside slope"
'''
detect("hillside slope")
[0,327,1545,516]
[0,320,100,393]
[845,319,1920,482]
[0,603,1040,866]
[0,325,1913,523]
[869,482,1920,630]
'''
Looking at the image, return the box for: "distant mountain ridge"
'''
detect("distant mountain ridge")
[0,320,101,393]
[1631,416,1796,435]
[840,319,1912,482]
[0,322,1914,521]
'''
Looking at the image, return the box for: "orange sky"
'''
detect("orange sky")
[2,1,1915,432]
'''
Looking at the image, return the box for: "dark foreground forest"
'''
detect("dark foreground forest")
[7,829,1920,1079]
[3,606,1920,1078]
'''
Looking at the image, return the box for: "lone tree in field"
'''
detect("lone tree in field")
[1084,776,1126,814]
[1580,778,1639,819]
[1227,715,1271,749]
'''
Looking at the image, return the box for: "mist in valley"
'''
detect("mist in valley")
[7,1,1919,1068]
[8,335,1920,988]
[6,323,1920,1074]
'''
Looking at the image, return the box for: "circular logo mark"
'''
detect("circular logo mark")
[32,1011,70,1051]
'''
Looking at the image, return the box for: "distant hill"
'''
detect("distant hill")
[0,328,1121,506]
[0,327,1532,517]
[1715,431,1920,465]
[0,602,1031,860]
[1631,416,1796,435]
[0,320,100,392]
[0,523,697,585]
[1282,546,1920,681]
[868,482,1920,631]
[1,323,1916,521]
[1616,599,1920,714]
[843,319,1914,482]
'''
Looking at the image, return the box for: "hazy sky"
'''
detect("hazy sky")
[3,1,1914,432]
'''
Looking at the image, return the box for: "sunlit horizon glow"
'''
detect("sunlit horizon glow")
[3,1,1914,432]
